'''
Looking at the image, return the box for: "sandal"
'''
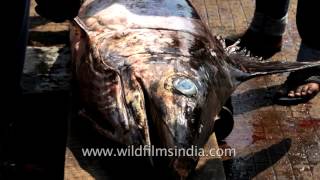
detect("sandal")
[274,69,320,105]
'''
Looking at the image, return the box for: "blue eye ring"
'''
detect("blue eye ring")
[173,78,198,97]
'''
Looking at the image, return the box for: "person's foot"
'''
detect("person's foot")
[287,82,319,98]
[226,29,283,59]
[275,76,320,105]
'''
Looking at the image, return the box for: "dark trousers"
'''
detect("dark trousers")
[11,0,30,94]
[1,1,68,179]
[255,0,320,50]
[1,0,30,159]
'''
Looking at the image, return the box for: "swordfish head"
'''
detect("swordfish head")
[71,23,233,178]
[70,0,236,177]
[70,0,320,179]
[128,46,235,177]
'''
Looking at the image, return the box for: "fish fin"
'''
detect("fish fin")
[228,53,320,83]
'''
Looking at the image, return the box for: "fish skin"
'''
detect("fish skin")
[71,0,230,146]
[70,0,320,178]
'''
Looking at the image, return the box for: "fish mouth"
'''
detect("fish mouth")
[143,101,199,179]
[136,77,201,179]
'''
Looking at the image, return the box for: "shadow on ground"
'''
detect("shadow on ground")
[232,85,282,115]
[223,138,292,179]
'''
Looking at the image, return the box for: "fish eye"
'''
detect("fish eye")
[173,78,198,97]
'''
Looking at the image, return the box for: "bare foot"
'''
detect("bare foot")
[288,82,320,97]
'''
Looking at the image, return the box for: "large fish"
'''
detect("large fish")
[70,0,320,178]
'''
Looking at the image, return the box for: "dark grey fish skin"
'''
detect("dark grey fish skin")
[70,0,320,178]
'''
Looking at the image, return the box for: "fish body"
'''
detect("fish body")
[70,0,320,178]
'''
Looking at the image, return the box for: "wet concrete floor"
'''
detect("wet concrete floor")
[198,0,320,179]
